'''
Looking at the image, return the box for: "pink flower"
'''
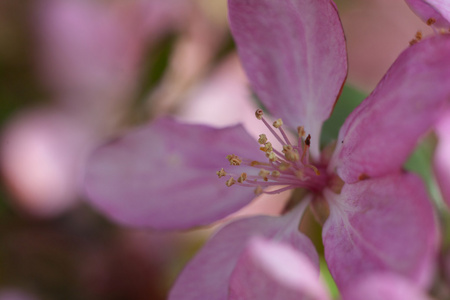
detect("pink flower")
[84,0,450,297]
[228,237,431,300]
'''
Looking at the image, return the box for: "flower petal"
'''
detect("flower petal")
[169,200,318,300]
[341,273,431,300]
[434,113,450,207]
[331,35,450,183]
[84,117,265,230]
[322,173,438,289]
[405,0,450,28]
[228,237,330,300]
[228,0,347,156]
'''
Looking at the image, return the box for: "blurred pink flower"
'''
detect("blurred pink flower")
[1,0,194,217]
[34,0,144,105]
[1,109,94,217]
[228,237,431,300]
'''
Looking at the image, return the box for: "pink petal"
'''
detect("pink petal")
[322,173,438,289]
[434,113,450,207]
[405,0,450,28]
[331,35,450,183]
[426,0,450,23]
[169,200,318,300]
[228,0,347,156]
[341,273,431,300]
[84,117,265,230]
[229,237,329,300]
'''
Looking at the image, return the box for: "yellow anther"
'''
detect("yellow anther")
[278,161,291,171]
[285,149,300,162]
[260,142,273,153]
[409,31,423,46]
[415,31,422,40]
[266,151,277,162]
[271,170,281,178]
[255,109,264,120]
[216,168,226,178]
[306,164,321,176]
[282,144,293,153]
[227,154,242,166]
[254,186,263,195]
[237,173,247,183]
[427,17,436,26]
[259,169,270,181]
[273,118,283,128]
[297,126,305,138]
[226,177,236,187]
[258,134,268,144]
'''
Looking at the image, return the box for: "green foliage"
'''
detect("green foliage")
[321,85,367,147]
[320,257,339,298]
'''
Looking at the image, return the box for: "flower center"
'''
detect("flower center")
[217,109,328,195]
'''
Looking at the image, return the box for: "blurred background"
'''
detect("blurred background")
[0,0,443,299]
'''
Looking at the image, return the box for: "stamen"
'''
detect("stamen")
[284,148,300,162]
[237,173,247,183]
[301,135,311,164]
[297,126,305,138]
[305,135,311,147]
[218,109,328,194]
[273,118,283,128]
[266,151,277,162]
[427,18,436,26]
[272,118,292,145]
[259,169,270,181]
[255,109,264,120]
[282,145,293,153]
[258,134,268,144]
[226,177,236,187]
[409,31,423,46]
[255,109,285,145]
[260,142,273,153]
[227,154,242,166]
[216,168,226,178]
[415,31,422,40]
[278,125,292,145]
